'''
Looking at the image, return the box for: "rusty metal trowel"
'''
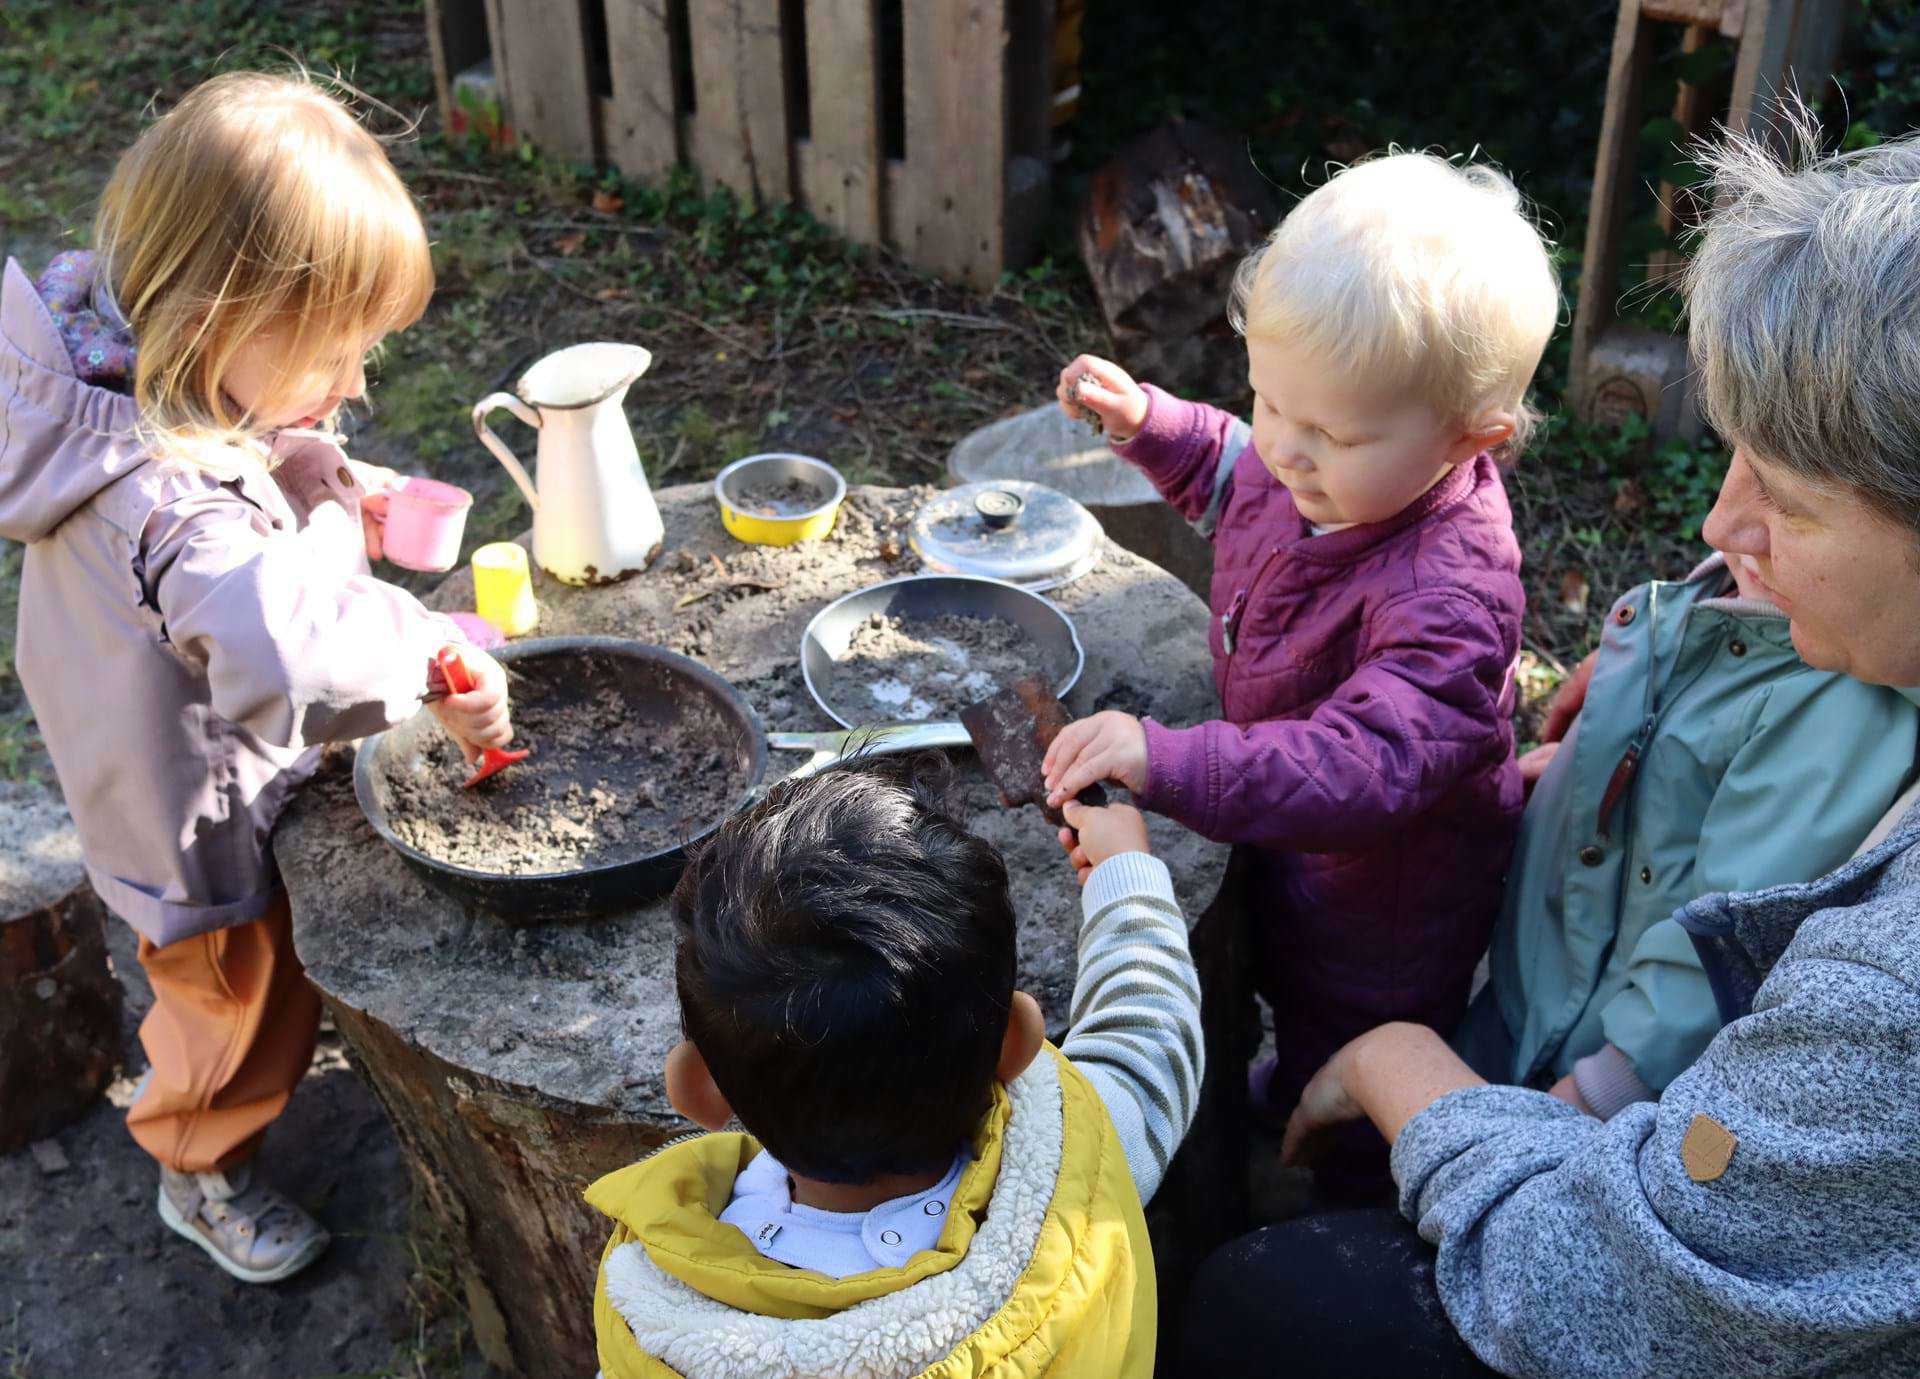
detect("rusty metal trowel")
[961,674,1108,831]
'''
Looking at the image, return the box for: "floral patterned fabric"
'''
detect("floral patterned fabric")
[34,250,135,393]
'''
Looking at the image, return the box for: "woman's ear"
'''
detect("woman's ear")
[997,990,1046,1083]
[665,1039,733,1132]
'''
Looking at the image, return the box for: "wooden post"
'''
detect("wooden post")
[687,1,792,209]
[901,0,1008,290]
[1570,0,1660,409]
[0,783,122,1154]
[483,0,598,162]
[1572,0,1846,436]
[604,0,681,179]
[801,0,884,245]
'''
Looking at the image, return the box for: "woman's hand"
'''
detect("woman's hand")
[1542,649,1599,744]
[1057,355,1150,442]
[347,459,407,563]
[1043,710,1149,805]
[428,647,515,764]
[1281,1041,1369,1167]
[1056,798,1152,885]
[1282,1023,1488,1167]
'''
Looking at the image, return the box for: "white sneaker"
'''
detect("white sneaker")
[157,1159,330,1284]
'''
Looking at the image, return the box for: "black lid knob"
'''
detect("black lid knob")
[975,488,1024,530]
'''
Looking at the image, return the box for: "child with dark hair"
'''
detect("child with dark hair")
[585,754,1201,1378]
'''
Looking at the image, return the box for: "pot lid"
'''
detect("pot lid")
[909,480,1103,591]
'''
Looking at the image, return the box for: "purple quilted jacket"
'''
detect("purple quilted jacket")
[1113,386,1524,1087]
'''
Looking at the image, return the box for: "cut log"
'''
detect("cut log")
[0,782,121,1153]
[1078,119,1278,399]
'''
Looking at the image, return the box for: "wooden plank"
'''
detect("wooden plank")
[425,0,496,139]
[803,0,883,244]
[1729,0,1844,140]
[1571,0,1658,395]
[1727,0,1788,135]
[901,0,1008,289]
[424,0,459,134]
[1642,0,1729,24]
[487,0,597,161]
[687,1,791,209]
[604,0,681,178]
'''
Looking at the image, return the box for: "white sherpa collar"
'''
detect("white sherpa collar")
[603,1052,1065,1379]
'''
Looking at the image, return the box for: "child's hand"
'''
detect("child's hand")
[1057,355,1149,441]
[428,647,515,764]
[1057,798,1152,886]
[347,460,407,563]
[1043,710,1148,805]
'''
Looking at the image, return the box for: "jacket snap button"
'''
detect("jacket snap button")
[1729,640,1747,657]
[1615,605,1636,625]
[1640,866,1653,884]
[880,1229,902,1247]
[335,465,354,488]
[924,1200,944,1216]
[1579,844,1605,867]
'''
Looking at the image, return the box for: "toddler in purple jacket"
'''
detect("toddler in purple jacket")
[1045,152,1558,1193]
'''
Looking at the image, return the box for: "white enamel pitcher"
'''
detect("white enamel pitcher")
[471,342,664,586]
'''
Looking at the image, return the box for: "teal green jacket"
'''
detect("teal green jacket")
[1489,555,1919,1111]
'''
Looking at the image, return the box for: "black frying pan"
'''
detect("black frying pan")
[354,636,767,924]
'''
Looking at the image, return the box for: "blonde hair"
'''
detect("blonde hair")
[1229,152,1559,456]
[94,70,433,464]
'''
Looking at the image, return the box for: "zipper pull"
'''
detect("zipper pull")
[1596,713,1658,841]
[1221,590,1246,655]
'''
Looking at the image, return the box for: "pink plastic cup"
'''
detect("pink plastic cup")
[382,476,474,572]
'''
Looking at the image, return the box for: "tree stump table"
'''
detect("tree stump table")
[278,483,1247,1377]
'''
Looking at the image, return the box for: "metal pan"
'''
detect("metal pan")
[799,574,1084,729]
[354,636,767,924]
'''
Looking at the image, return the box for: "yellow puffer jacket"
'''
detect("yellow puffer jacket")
[586,1045,1156,1378]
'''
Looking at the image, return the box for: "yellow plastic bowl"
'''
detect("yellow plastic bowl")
[714,453,847,546]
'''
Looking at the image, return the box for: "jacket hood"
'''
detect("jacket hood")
[590,1049,1076,1379]
[0,257,145,541]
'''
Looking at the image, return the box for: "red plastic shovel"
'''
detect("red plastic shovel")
[436,645,530,788]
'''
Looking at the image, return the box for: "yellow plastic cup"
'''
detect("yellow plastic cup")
[473,542,539,637]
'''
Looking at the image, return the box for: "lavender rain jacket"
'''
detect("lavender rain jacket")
[0,255,465,946]
[1113,386,1525,1090]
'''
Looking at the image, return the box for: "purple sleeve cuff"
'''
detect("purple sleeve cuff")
[1109,384,1191,465]
[1139,716,1215,836]
[1570,1044,1656,1121]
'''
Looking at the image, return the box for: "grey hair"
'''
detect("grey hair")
[1683,106,1920,533]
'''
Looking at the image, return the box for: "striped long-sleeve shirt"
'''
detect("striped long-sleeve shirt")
[1061,851,1204,1205]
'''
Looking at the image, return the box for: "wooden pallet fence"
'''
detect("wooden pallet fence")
[425,0,1057,289]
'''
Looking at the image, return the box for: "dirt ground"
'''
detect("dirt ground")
[1,921,490,1379]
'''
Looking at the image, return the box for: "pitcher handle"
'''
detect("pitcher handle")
[472,392,541,512]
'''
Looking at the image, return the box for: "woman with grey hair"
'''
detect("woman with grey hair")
[1177,121,1920,1379]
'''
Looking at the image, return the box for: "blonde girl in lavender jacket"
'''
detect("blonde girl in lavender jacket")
[0,71,516,1283]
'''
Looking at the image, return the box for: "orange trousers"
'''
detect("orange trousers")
[126,892,321,1174]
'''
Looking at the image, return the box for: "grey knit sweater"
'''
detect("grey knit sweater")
[1391,800,1920,1378]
